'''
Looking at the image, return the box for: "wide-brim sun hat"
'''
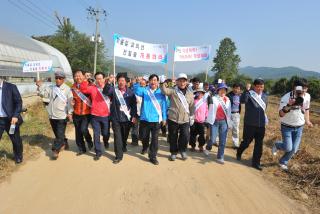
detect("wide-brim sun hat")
[216,83,228,91]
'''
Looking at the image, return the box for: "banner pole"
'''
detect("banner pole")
[113,55,116,85]
[37,71,40,81]
[172,61,175,80]
[205,62,210,82]
[205,45,212,82]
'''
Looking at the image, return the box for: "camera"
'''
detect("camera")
[282,86,305,114]
[291,86,304,106]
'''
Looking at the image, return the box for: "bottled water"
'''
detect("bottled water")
[9,124,16,135]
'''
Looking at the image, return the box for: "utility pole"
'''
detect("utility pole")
[87,6,107,75]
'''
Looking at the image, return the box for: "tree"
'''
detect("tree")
[272,78,289,95]
[33,18,110,74]
[212,38,241,83]
[229,74,252,89]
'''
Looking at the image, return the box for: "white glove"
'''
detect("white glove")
[160,75,166,83]
[189,116,195,126]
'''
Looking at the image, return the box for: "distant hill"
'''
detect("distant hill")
[239,66,320,79]
[115,63,320,80]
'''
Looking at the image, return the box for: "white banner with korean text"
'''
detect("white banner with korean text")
[22,60,53,73]
[113,33,168,64]
[174,45,211,62]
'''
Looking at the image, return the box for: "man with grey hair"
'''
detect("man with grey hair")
[36,71,73,160]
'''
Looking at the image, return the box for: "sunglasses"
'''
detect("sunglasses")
[55,77,64,80]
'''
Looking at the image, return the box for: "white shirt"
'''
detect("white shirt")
[279,92,311,127]
[0,81,7,117]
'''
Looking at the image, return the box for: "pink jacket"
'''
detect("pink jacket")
[194,98,208,123]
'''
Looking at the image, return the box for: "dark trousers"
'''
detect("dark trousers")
[160,122,167,136]
[0,117,23,160]
[104,116,111,145]
[189,122,205,148]
[237,124,265,166]
[140,120,160,159]
[112,121,131,160]
[73,114,93,152]
[131,117,140,144]
[49,119,67,152]
[91,115,109,156]
[167,119,190,154]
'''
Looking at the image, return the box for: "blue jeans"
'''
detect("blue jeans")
[275,124,304,166]
[206,120,228,160]
[91,115,109,156]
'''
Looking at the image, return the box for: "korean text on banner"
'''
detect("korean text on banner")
[22,60,53,73]
[174,45,210,62]
[114,33,168,64]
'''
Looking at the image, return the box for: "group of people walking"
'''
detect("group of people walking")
[0,71,313,171]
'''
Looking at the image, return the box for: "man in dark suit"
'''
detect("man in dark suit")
[0,79,23,164]
[237,78,268,171]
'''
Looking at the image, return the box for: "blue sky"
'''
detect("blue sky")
[1,0,320,74]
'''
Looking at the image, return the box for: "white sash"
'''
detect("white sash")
[249,90,269,124]
[115,88,131,121]
[96,86,110,110]
[195,93,209,111]
[249,90,266,111]
[72,88,92,107]
[147,87,162,122]
[175,87,189,114]
[53,86,67,103]
[216,95,228,118]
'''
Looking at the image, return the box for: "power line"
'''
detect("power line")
[7,0,56,29]
[25,0,56,24]
[17,0,57,27]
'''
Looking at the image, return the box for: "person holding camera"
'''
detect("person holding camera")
[272,79,313,171]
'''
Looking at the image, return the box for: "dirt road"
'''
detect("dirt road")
[0,128,309,214]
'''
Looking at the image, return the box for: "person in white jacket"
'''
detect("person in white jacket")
[204,82,231,164]
[36,71,73,160]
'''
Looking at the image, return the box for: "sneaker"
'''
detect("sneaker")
[93,155,101,161]
[189,147,196,152]
[64,142,70,150]
[181,152,188,160]
[169,154,176,161]
[76,151,85,156]
[87,141,94,151]
[279,164,288,171]
[272,144,278,156]
[216,158,225,165]
[104,142,109,149]
[203,149,210,156]
[52,150,59,160]
[131,142,139,146]
[150,158,159,165]
[232,146,239,150]
[141,149,147,155]
[198,146,204,152]
[113,158,122,164]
